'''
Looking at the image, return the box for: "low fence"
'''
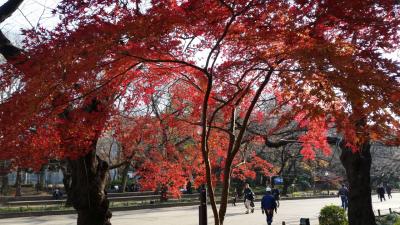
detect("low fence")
[375,207,400,217]
[0,191,156,202]
[1,191,336,208]
[1,192,200,208]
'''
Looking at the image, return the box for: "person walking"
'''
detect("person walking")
[261,187,277,225]
[271,187,280,208]
[186,179,192,194]
[378,185,386,202]
[243,183,255,214]
[232,188,238,206]
[338,184,349,210]
[376,187,380,200]
[386,185,392,199]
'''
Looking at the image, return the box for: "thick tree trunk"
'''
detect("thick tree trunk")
[64,147,112,225]
[340,141,376,225]
[15,168,21,197]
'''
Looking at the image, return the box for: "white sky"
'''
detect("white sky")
[0,0,398,60]
[0,0,59,44]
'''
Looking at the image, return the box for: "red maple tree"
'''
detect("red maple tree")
[0,1,399,225]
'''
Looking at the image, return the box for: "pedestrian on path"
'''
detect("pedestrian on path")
[232,188,239,206]
[271,187,280,208]
[386,185,392,199]
[338,184,349,210]
[243,183,255,214]
[261,187,277,225]
[377,185,386,202]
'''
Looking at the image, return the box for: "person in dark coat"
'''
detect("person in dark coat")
[377,185,386,202]
[261,187,277,225]
[232,188,238,206]
[338,184,349,210]
[186,179,192,194]
[160,184,168,202]
[52,188,63,199]
[243,183,255,214]
[386,185,392,199]
[271,187,280,208]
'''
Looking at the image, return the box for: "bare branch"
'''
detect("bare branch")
[17,8,34,29]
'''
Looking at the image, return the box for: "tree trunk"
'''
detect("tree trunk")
[15,168,21,197]
[204,155,220,225]
[120,163,129,193]
[64,147,112,225]
[218,159,233,225]
[340,141,376,225]
[281,176,292,196]
[1,175,9,195]
[39,165,46,191]
[281,159,297,196]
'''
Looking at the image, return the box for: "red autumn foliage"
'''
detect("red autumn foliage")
[0,1,399,225]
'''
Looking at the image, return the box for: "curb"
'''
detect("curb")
[0,195,338,219]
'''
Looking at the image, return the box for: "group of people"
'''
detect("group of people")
[377,184,392,202]
[338,183,394,211]
[234,182,395,225]
[233,183,280,225]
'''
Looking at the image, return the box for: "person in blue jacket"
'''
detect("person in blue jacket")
[261,187,277,225]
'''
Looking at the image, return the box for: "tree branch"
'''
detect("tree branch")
[0,0,24,23]
[0,29,22,60]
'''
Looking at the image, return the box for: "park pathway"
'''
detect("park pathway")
[1,193,400,225]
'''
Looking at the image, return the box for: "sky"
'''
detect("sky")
[0,0,398,60]
[0,0,60,44]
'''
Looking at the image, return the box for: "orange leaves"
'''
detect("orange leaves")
[0,0,398,191]
[297,115,332,160]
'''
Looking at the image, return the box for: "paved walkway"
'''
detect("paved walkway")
[1,193,399,225]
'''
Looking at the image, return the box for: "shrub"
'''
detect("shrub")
[319,205,348,225]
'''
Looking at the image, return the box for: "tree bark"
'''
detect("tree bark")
[15,168,21,197]
[64,147,112,225]
[120,163,129,193]
[281,158,297,196]
[38,165,46,191]
[340,141,376,225]
[218,159,232,225]
[1,174,9,195]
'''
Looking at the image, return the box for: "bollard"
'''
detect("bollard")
[300,218,310,225]
[282,222,286,225]
[378,209,381,216]
[390,208,392,214]
[199,186,207,225]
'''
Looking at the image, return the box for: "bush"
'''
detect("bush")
[319,205,348,225]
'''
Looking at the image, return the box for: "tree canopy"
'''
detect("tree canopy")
[0,1,399,225]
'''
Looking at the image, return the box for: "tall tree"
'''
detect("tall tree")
[0,1,144,224]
